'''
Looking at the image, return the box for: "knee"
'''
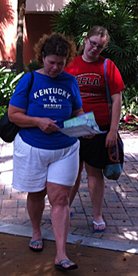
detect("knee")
[86,165,103,179]
[28,188,46,202]
[50,193,69,207]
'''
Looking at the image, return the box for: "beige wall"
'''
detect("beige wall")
[26,0,70,12]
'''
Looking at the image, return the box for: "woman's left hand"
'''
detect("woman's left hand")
[106,93,122,148]
[105,130,118,148]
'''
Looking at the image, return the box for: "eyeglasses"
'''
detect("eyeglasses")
[88,39,104,51]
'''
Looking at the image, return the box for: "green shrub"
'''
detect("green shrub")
[121,85,138,117]
[25,60,40,72]
[0,67,23,118]
[52,0,138,88]
[52,0,138,119]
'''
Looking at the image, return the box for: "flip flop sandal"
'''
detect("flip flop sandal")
[55,259,78,271]
[29,239,44,252]
[92,220,106,233]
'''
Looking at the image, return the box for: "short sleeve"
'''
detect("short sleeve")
[9,72,33,109]
[70,76,82,110]
[107,59,125,95]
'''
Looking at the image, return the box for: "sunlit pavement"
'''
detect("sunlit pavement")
[0,131,138,253]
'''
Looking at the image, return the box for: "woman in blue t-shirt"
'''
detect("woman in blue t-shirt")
[8,33,83,271]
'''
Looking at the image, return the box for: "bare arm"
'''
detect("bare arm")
[8,104,59,133]
[105,93,122,147]
[72,107,84,117]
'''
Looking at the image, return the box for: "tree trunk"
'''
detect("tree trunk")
[16,0,26,73]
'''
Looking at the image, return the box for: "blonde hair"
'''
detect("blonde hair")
[87,26,110,46]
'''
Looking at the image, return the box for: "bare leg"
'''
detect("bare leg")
[47,182,71,263]
[69,162,83,206]
[85,163,105,230]
[27,188,46,243]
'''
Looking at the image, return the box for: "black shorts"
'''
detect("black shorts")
[79,133,124,169]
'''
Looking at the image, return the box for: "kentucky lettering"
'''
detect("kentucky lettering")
[34,88,71,99]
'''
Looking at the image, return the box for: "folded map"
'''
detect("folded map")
[60,112,105,137]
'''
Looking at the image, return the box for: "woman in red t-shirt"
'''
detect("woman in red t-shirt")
[66,26,125,232]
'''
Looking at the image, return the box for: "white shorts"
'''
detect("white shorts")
[12,134,80,192]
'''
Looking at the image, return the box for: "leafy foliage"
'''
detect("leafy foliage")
[25,60,40,72]
[52,0,138,121]
[0,67,23,117]
[122,85,138,117]
[52,0,138,87]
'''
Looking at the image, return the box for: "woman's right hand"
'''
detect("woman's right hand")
[37,118,59,133]
[8,105,59,133]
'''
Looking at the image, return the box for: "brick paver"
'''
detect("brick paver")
[0,131,138,251]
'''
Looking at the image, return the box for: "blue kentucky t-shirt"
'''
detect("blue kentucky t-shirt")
[10,71,82,149]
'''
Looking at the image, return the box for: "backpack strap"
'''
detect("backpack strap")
[25,71,34,104]
[104,58,112,117]
[28,71,34,95]
[104,59,121,162]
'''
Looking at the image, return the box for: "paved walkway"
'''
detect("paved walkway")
[0,131,138,253]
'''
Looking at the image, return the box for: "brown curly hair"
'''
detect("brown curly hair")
[34,33,76,66]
